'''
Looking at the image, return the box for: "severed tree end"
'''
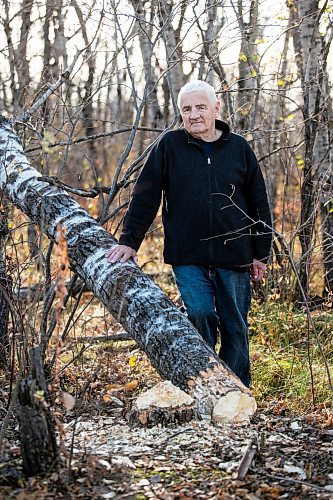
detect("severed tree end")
[128,365,257,427]
[126,380,199,427]
[189,362,257,424]
[212,391,257,424]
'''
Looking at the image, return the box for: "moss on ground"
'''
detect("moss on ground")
[250,299,333,412]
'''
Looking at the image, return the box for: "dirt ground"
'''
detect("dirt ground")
[1,335,333,499]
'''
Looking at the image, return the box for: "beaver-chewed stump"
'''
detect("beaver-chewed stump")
[127,381,198,427]
[127,364,256,428]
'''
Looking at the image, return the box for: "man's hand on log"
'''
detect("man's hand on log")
[106,244,138,264]
[250,259,266,282]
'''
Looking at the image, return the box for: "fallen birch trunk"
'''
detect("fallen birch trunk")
[0,116,256,423]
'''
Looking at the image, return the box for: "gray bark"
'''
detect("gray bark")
[0,262,10,368]
[27,224,40,265]
[15,0,34,109]
[199,0,234,120]
[158,0,185,104]
[3,0,18,109]
[0,206,10,368]
[72,0,98,161]
[234,0,260,132]
[16,346,58,476]
[0,116,256,422]
[131,0,163,129]
[291,0,333,296]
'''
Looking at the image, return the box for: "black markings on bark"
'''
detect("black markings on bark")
[0,116,11,127]
[7,171,19,184]
[16,178,32,194]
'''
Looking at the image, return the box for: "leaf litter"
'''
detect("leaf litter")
[0,298,333,499]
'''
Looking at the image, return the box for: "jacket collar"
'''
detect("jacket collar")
[184,119,230,145]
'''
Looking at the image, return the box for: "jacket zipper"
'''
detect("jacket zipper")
[207,156,213,262]
[186,133,215,263]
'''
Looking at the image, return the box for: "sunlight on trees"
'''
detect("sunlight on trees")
[0,0,332,494]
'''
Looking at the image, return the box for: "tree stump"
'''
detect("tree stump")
[127,380,198,427]
[16,346,57,476]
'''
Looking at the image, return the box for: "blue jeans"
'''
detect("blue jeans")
[173,265,252,387]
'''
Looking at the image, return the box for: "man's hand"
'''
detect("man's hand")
[106,244,138,264]
[250,259,267,282]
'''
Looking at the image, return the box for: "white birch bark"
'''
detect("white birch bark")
[292,0,333,292]
[158,0,185,104]
[0,116,256,423]
[298,1,333,292]
[131,0,163,129]
[234,0,260,132]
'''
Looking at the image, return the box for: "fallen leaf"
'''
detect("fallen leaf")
[129,355,137,367]
[290,421,302,430]
[137,479,150,486]
[105,384,123,391]
[98,459,111,470]
[62,391,75,411]
[111,456,136,469]
[124,380,139,391]
[283,463,306,479]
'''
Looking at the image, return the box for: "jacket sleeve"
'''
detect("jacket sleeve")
[244,141,273,263]
[119,137,165,251]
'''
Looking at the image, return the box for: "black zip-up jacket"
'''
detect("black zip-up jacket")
[119,120,272,270]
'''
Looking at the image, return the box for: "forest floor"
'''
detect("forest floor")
[0,256,333,499]
[1,330,333,499]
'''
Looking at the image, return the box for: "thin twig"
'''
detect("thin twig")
[262,472,327,492]
[77,333,133,342]
[25,126,164,153]
[14,48,84,124]
[237,440,257,480]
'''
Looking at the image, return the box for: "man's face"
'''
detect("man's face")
[179,91,220,139]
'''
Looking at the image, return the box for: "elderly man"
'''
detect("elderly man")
[106,80,272,387]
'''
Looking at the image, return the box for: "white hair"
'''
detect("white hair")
[177,80,217,109]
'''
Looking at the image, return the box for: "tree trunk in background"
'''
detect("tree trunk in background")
[131,0,163,155]
[321,184,333,294]
[16,346,58,476]
[0,116,256,423]
[16,0,33,109]
[72,0,98,164]
[268,20,293,219]
[234,0,260,132]
[0,206,10,368]
[3,0,19,110]
[316,71,333,294]
[291,0,332,297]
[132,0,163,128]
[27,223,40,266]
[199,0,234,120]
[158,0,185,109]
